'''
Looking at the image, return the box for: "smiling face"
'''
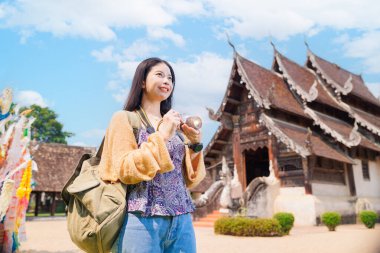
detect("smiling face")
[143,62,174,103]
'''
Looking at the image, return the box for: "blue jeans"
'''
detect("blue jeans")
[117,212,196,253]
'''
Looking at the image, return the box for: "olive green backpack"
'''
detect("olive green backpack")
[61,111,141,253]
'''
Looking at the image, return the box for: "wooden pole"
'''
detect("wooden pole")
[345,163,356,196]
[34,192,40,216]
[50,192,57,216]
[303,156,314,194]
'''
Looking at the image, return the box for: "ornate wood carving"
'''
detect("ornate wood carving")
[240,140,268,153]
[278,156,303,171]
[220,114,233,130]
[232,115,245,190]
[268,136,279,178]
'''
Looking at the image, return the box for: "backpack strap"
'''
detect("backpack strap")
[136,107,155,134]
[136,107,186,142]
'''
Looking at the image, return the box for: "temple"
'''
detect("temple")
[199,44,380,225]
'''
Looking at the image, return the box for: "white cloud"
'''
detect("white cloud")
[111,87,130,104]
[3,0,380,44]
[0,5,5,19]
[91,46,119,62]
[122,40,160,61]
[0,0,205,42]
[173,52,232,106]
[117,60,141,82]
[101,51,232,118]
[93,40,160,65]
[71,141,91,147]
[147,27,185,47]
[15,90,48,107]
[341,31,380,73]
[92,41,161,102]
[203,0,380,40]
[106,80,122,90]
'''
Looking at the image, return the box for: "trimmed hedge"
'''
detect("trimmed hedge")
[321,212,341,231]
[273,212,295,235]
[359,211,378,229]
[214,217,282,237]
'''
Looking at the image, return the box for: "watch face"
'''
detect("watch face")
[192,143,203,152]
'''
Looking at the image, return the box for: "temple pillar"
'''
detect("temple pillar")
[232,115,245,190]
[345,163,356,196]
[50,192,57,216]
[34,192,40,216]
[303,156,314,194]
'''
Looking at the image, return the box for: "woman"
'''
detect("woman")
[99,57,206,253]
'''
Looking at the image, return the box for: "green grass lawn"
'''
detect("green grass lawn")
[26,212,66,217]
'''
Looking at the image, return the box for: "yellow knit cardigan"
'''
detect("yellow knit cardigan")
[99,110,206,189]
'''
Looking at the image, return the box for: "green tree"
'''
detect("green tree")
[21,104,74,144]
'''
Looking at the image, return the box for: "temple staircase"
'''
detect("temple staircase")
[193,210,225,228]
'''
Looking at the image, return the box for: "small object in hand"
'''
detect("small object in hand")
[182,116,202,130]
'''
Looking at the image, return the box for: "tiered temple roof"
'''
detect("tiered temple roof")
[350,107,380,136]
[260,115,353,164]
[274,50,346,111]
[236,54,307,117]
[307,49,380,137]
[204,46,380,168]
[307,50,380,106]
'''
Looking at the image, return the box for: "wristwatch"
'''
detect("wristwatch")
[188,142,203,153]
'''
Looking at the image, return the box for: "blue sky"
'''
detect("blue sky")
[1,0,379,147]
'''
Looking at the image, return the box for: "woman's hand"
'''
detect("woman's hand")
[181,123,202,144]
[158,109,181,142]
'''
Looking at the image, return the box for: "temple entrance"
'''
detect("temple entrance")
[244,147,270,187]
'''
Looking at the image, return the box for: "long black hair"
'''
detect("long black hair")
[123,57,175,116]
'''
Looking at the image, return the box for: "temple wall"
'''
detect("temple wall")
[352,158,380,198]
[311,182,350,197]
[274,187,317,226]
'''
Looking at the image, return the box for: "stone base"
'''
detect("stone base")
[274,187,380,226]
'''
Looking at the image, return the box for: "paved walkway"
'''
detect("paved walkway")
[19,218,380,253]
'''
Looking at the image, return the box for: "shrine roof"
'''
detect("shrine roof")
[359,134,380,153]
[260,114,353,164]
[304,107,361,147]
[350,106,380,136]
[236,53,307,118]
[204,124,232,165]
[308,50,380,107]
[274,51,346,111]
[30,142,96,192]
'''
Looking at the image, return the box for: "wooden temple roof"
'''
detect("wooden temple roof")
[204,124,232,165]
[359,134,380,153]
[31,142,96,192]
[274,50,347,111]
[349,106,380,136]
[236,53,307,118]
[261,114,353,164]
[204,48,379,171]
[307,50,380,107]
[304,107,361,147]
